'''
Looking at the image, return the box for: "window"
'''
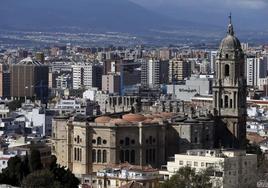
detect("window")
[120,140,124,145]
[215,171,223,177]
[186,161,192,166]
[125,150,130,162]
[131,139,135,145]
[224,64,230,76]
[79,148,82,161]
[103,150,107,163]
[194,162,198,167]
[125,137,130,146]
[131,150,135,164]
[97,150,101,163]
[97,137,101,145]
[225,54,228,59]
[74,148,77,160]
[230,99,233,108]
[92,149,96,162]
[179,161,183,165]
[194,137,198,143]
[201,162,204,167]
[120,150,124,162]
[92,139,96,144]
[224,95,228,108]
[103,140,107,145]
[149,136,153,145]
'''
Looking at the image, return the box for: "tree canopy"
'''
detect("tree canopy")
[161,166,218,188]
[0,149,79,188]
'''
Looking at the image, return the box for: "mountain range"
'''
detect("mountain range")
[0,0,267,45]
[0,0,191,33]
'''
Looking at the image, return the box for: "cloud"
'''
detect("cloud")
[131,0,268,9]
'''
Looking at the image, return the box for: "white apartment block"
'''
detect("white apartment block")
[141,59,160,87]
[72,62,102,90]
[246,56,267,87]
[160,149,257,188]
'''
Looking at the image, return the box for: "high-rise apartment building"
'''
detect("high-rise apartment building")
[169,58,191,83]
[141,59,160,87]
[102,73,121,94]
[72,63,103,90]
[246,56,267,87]
[141,59,168,88]
[210,51,218,74]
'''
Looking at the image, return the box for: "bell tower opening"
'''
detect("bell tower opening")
[224,64,230,76]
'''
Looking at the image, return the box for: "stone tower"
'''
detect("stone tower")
[213,15,247,149]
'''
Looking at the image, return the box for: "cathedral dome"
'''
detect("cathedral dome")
[122,113,146,122]
[220,35,241,50]
[110,118,130,124]
[95,116,111,123]
[219,14,241,51]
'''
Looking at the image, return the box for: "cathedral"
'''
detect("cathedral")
[213,15,247,149]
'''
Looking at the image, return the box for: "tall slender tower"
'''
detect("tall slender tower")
[213,15,247,149]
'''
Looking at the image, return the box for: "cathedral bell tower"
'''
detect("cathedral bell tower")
[213,14,247,149]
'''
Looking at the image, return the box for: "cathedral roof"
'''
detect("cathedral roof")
[94,116,111,123]
[122,113,146,122]
[219,14,241,51]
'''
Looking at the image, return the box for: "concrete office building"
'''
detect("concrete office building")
[167,76,212,101]
[0,64,10,98]
[10,57,49,101]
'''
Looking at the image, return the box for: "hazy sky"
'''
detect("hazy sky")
[130,0,268,30]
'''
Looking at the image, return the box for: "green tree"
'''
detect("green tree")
[29,149,43,172]
[161,166,214,188]
[21,169,59,188]
[50,155,80,188]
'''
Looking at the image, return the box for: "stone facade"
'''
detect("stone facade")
[213,16,247,149]
[52,113,215,177]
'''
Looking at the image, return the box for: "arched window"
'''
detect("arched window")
[80,148,82,161]
[146,149,149,163]
[120,150,124,162]
[224,95,229,108]
[125,150,130,162]
[149,136,153,145]
[149,149,152,162]
[230,99,233,108]
[92,149,96,163]
[224,64,230,76]
[225,54,228,59]
[74,148,77,161]
[97,150,101,163]
[152,149,156,163]
[97,137,101,145]
[220,98,223,108]
[125,137,130,146]
[77,136,80,144]
[103,150,107,163]
[130,150,135,164]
